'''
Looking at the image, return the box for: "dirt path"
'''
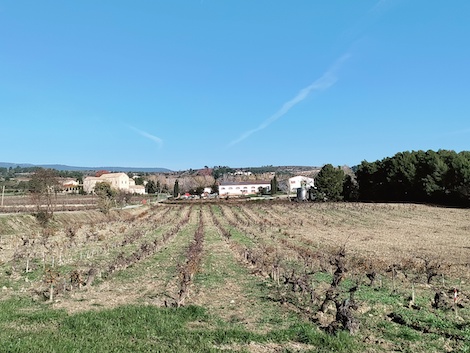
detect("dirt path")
[186,206,296,332]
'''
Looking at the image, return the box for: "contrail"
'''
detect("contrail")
[369,0,398,16]
[128,125,163,147]
[228,53,351,147]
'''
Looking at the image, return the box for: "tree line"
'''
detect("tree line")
[314,150,470,207]
[5,149,469,207]
[356,150,470,206]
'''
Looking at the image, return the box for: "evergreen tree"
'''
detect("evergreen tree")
[173,179,180,198]
[145,180,157,194]
[356,160,380,200]
[355,149,470,206]
[342,174,359,201]
[270,175,278,195]
[315,164,345,201]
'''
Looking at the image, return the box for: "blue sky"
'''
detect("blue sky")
[1,1,469,171]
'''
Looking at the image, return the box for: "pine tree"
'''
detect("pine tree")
[315,164,345,201]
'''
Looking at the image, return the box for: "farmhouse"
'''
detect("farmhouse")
[60,178,80,194]
[288,175,315,193]
[219,181,271,197]
[83,173,146,194]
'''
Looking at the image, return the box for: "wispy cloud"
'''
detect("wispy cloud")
[227,53,351,147]
[227,0,395,148]
[128,125,163,147]
[369,0,399,16]
[341,0,400,48]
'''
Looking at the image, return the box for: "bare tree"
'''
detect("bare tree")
[94,182,115,214]
[29,168,60,224]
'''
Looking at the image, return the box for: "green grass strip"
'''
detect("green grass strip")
[0,298,358,352]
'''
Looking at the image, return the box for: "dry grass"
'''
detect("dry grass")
[280,203,469,276]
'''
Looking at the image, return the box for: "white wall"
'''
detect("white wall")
[219,182,271,197]
[289,176,315,193]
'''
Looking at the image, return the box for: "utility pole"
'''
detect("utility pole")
[1,185,4,207]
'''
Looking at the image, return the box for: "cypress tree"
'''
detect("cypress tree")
[173,180,180,198]
[271,175,278,195]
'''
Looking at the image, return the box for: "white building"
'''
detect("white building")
[83,173,146,194]
[231,170,253,176]
[219,181,271,197]
[60,178,80,193]
[129,179,146,195]
[288,176,315,193]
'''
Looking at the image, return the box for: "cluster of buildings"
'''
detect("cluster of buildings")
[218,175,315,198]
[81,172,315,199]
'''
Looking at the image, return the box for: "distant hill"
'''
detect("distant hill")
[0,162,172,173]
[0,162,36,169]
